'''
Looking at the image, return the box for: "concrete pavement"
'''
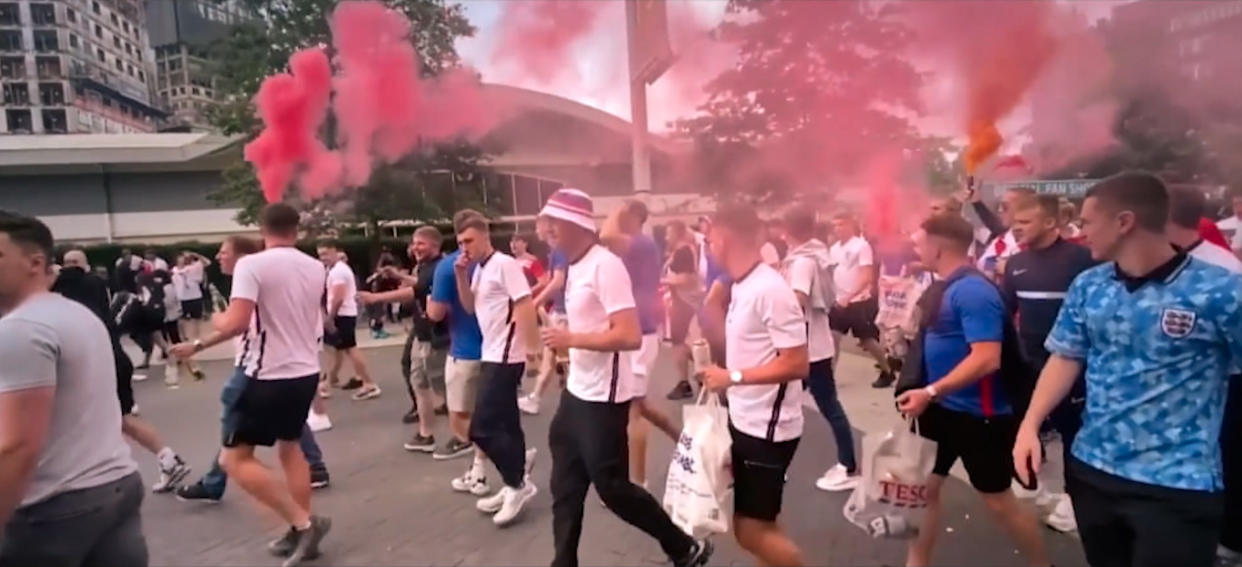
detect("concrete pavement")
[126,333,1086,566]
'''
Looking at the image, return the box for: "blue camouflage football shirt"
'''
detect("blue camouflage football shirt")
[1046,255,1242,491]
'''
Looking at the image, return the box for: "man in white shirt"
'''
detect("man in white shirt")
[453,213,540,527]
[540,189,713,567]
[781,209,859,493]
[211,204,331,566]
[1217,189,1242,258]
[142,249,169,273]
[173,251,211,343]
[828,212,893,387]
[700,204,809,567]
[317,241,380,401]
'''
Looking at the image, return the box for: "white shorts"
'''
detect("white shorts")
[629,334,660,398]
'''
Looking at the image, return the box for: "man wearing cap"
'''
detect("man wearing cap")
[540,189,713,567]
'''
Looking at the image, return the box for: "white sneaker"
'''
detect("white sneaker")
[518,394,540,415]
[132,373,148,383]
[452,466,490,496]
[815,464,860,492]
[130,403,141,415]
[306,411,333,433]
[493,482,537,526]
[152,460,191,493]
[1045,493,1078,533]
[476,489,505,513]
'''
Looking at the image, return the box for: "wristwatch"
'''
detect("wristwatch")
[192,339,204,353]
[729,370,744,385]
[923,384,940,401]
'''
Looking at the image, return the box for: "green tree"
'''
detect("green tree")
[675,0,926,204]
[206,0,492,228]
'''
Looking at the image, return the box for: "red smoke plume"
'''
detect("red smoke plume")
[490,0,605,84]
[243,48,335,203]
[246,1,489,203]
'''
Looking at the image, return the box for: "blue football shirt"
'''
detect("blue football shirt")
[1046,255,1242,491]
[430,250,483,360]
[547,249,568,314]
[922,269,1011,417]
[624,234,662,335]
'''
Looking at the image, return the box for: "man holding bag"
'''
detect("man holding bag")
[895,214,1051,567]
[699,204,809,567]
[539,189,712,567]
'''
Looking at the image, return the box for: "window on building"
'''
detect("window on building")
[0,3,18,26]
[0,56,24,79]
[92,1,101,15]
[30,3,55,25]
[94,24,102,39]
[101,95,112,107]
[35,56,60,79]
[0,30,21,51]
[41,108,67,133]
[178,86,186,95]
[126,64,133,76]
[513,175,543,216]
[69,34,79,48]
[110,13,118,26]
[5,109,32,132]
[33,30,59,52]
[96,48,105,62]
[38,82,64,105]
[125,43,131,55]
[66,7,76,23]
[168,57,181,71]
[113,36,120,49]
[122,21,129,33]
[2,82,30,105]
[114,58,121,71]
[191,87,200,96]
[138,70,144,81]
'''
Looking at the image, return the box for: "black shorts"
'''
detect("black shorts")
[180,298,204,320]
[829,297,880,341]
[223,374,319,447]
[730,425,799,521]
[161,320,182,345]
[917,404,1017,493]
[323,316,358,349]
[113,338,134,416]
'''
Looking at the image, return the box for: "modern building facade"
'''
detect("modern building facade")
[144,0,247,129]
[0,83,713,243]
[0,0,165,134]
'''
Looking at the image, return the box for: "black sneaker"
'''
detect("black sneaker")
[282,515,331,567]
[174,482,221,504]
[666,380,694,401]
[401,407,418,424]
[673,539,714,567]
[268,527,299,557]
[310,468,330,489]
[403,433,436,453]
[433,437,474,461]
[871,371,896,388]
[339,378,363,391]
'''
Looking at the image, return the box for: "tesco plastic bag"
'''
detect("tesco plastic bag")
[663,391,733,538]
[843,420,938,539]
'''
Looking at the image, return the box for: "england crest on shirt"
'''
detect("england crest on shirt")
[1160,307,1197,338]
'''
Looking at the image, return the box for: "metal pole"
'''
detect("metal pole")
[625,0,653,197]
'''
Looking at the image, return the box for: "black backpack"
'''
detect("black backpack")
[895,268,1035,419]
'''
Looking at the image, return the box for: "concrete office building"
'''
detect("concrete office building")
[0,83,714,243]
[1,0,164,134]
[145,0,248,129]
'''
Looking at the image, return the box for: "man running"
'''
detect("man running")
[0,212,148,567]
[828,212,893,387]
[211,204,331,566]
[781,209,859,492]
[172,235,332,503]
[541,189,713,567]
[359,226,450,452]
[317,240,380,401]
[600,199,680,489]
[1015,173,1242,567]
[698,204,808,566]
[53,249,191,494]
[454,212,540,526]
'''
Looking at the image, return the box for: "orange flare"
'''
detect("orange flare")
[964,121,1003,175]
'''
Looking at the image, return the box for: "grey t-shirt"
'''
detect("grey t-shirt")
[0,293,136,507]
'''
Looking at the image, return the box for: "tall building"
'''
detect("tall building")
[145,0,247,129]
[1107,0,1242,104]
[0,0,165,134]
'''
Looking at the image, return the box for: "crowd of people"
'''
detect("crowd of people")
[1,170,1241,567]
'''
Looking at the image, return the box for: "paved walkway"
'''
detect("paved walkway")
[128,334,1086,566]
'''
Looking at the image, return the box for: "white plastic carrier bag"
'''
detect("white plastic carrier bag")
[843,419,938,539]
[663,391,733,538]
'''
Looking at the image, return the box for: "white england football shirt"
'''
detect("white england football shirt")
[471,252,532,364]
[231,247,326,379]
[830,236,874,302]
[564,245,637,403]
[326,261,359,317]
